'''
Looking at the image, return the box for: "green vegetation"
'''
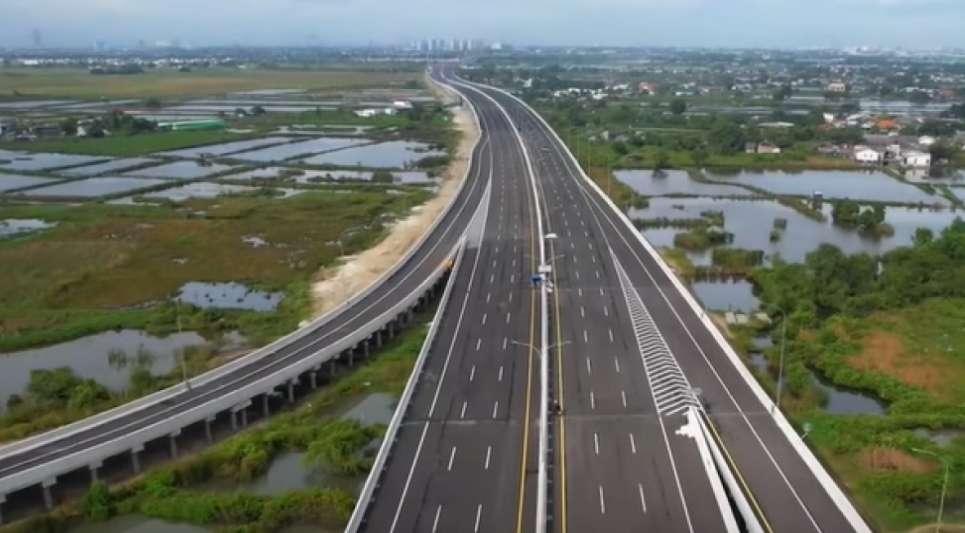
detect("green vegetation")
[10,129,256,157]
[709,248,764,276]
[0,67,419,99]
[673,224,732,250]
[0,189,429,352]
[832,201,895,237]
[748,221,965,531]
[0,321,429,533]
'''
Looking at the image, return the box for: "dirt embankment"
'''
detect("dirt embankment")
[309,75,479,317]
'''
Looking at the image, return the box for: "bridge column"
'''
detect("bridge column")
[0,493,6,525]
[287,379,296,403]
[262,394,271,417]
[204,415,215,443]
[88,460,103,485]
[387,321,395,339]
[230,410,238,431]
[347,348,355,368]
[131,445,144,474]
[168,430,181,459]
[41,478,56,511]
[240,407,248,428]
[309,369,318,390]
[374,330,383,348]
[362,339,370,359]
[329,359,337,377]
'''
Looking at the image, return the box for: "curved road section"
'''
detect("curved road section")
[0,72,489,516]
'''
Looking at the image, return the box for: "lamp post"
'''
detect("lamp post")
[911,448,950,533]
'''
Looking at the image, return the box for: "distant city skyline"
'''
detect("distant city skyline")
[2,0,965,50]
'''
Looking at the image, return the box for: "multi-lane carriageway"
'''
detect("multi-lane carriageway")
[352,67,871,533]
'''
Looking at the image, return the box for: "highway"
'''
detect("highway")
[472,81,868,533]
[360,69,542,533]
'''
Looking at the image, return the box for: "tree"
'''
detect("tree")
[81,482,114,521]
[913,227,934,246]
[60,117,78,136]
[773,85,792,102]
[831,200,860,226]
[908,90,931,104]
[652,150,670,171]
[145,97,162,109]
[670,98,687,115]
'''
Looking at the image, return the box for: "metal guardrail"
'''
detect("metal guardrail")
[345,237,468,532]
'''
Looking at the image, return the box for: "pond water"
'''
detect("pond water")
[702,169,945,205]
[339,393,396,426]
[0,330,206,406]
[60,157,159,178]
[142,182,255,202]
[0,218,57,238]
[812,371,887,416]
[176,282,283,311]
[691,279,759,311]
[69,515,209,533]
[211,451,363,496]
[0,153,107,172]
[22,176,168,198]
[220,166,433,185]
[229,137,369,163]
[633,197,961,264]
[615,169,758,197]
[0,173,59,192]
[302,140,446,169]
[162,137,294,158]
[126,161,235,181]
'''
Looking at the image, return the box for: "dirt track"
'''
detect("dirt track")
[309,75,480,317]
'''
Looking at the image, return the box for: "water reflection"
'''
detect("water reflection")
[176,282,284,311]
[812,371,886,416]
[0,330,205,407]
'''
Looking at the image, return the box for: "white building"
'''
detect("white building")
[392,100,413,110]
[854,146,883,164]
[902,150,932,168]
[918,135,936,147]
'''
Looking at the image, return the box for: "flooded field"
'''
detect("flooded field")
[0,173,59,192]
[162,137,294,158]
[126,161,235,180]
[632,197,960,264]
[229,137,368,163]
[220,166,433,185]
[0,218,57,238]
[692,279,760,311]
[615,169,757,197]
[339,392,396,426]
[176,281,284,311]
[141,182,255,202]
[0,152,107,172]
[22,176,168,198]
[0,330,206,405]
[302,140,445,168]
[812,371,887,415]
[59,157,159,177]
[703,169,945,204]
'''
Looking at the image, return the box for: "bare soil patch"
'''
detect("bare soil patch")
[858,447,937,474]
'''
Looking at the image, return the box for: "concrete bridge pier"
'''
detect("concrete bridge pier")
[286,379,297,403]
[88,460,103,485]
[309,366,320,389]
[41,477,56,511]
[329,358,337,377]
[204,415,215,443]
[168,430,181,459]
[374,330,383,348]
[0,493,6,525]
[347,348,355,367]
[387,321,396,340]
[262,393,272,417]
[131,445,144,474]
[362,339,370,359]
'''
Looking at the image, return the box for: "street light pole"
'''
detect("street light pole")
[912,448,950,532]
[772,308,787,414]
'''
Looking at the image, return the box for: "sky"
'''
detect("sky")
[2,0,964,50]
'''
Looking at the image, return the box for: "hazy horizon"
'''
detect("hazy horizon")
[2,0,965,50]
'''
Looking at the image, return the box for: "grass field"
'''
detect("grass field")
[0,67,420,99]
[8,129,258,156]
[0,187,430,351]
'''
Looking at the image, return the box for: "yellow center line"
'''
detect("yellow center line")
[704,415,775,533]
[515,168,539,533]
